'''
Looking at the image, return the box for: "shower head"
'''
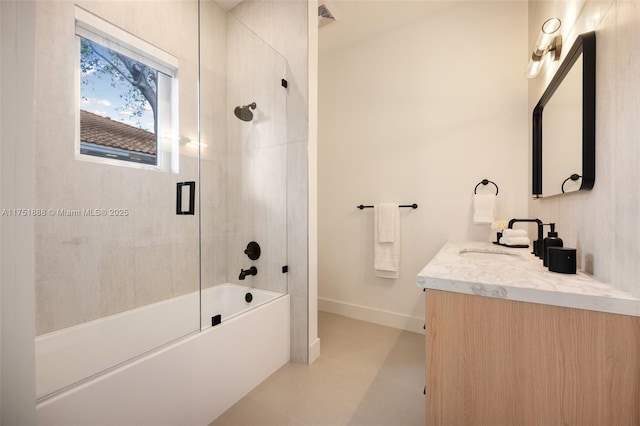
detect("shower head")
[234,102,257,122]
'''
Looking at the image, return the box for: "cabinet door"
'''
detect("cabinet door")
[425,289,640,426]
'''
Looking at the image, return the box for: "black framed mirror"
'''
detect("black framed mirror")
[532,31,596,197]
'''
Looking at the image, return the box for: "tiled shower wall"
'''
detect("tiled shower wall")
[230,0,309,363]
[223,15,288,294]
[200,2,291,295]
[528,0,640,298]
[34,0,201,335]
[200,0,229,292]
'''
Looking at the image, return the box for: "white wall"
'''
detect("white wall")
[1,1,37,423]
[528,0,640,298]
[318,1,529,332]
[307,0,320,364]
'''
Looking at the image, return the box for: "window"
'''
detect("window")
[75,7,179,172]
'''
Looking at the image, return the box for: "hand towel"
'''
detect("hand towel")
[377,203,396,243]
[499,236,530,247]
[473,194,496,224]
[502,228,528,238]
[374,203,400,278]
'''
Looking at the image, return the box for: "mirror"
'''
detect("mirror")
[532,31,596,197]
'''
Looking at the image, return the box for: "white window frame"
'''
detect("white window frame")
[74,6,180,173]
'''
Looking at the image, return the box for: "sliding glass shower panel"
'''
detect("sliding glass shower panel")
[34,1,201,399]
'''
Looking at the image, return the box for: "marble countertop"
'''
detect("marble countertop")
[417,241,640,317]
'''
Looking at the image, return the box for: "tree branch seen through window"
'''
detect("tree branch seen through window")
[80,37,159,165]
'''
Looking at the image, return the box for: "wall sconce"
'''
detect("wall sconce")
[526,18,562,78]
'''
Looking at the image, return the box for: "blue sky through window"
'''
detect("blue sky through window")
[80,37,156,133]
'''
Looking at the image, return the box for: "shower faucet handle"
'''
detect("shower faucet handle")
[244,241,261,260]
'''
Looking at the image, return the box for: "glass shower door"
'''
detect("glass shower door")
[199,8,288,326]
[225,14,288,297]
[34,0,201,399]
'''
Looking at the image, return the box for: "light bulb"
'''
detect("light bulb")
[526,55,544,78]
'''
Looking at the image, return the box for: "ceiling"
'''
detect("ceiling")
[214,0,463,56]
[318,0,460,56]
[215,0,244,11]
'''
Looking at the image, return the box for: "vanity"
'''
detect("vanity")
[417,242,640,425]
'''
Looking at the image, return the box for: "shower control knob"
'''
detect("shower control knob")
[244,241,261,260]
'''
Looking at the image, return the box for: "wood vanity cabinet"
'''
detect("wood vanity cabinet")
[425,289,640,426]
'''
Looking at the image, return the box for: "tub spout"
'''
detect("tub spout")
[239,266,257,280]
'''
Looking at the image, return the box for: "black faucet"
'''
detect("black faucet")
[239,266,257,280]
[508,218,544,257]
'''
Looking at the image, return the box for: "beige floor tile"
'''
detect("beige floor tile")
[346,377,426,426]
[249,380,358,425]
[262,357,378,403]
[209,312,425,426]
[209,396,301,426]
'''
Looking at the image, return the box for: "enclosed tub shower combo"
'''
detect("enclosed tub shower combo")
[33,2,294,424]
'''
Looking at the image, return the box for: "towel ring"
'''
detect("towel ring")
[561,174,581,193]
[474,179,499,195]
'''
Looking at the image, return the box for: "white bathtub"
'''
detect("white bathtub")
[201,283,284,328]
[36,284,289,425]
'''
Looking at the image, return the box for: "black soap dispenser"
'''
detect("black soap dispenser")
[543,223,563,267]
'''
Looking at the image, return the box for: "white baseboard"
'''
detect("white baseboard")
[318,298,424,334]
[308,337,321,365]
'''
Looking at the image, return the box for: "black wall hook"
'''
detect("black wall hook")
[474,179,499,195]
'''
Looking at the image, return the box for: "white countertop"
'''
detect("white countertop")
[417,241,640,317]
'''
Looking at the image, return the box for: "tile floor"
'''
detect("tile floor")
[209,311,425,426]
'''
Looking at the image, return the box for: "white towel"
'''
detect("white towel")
[502,228,528,238]
[473,194,496,224]
[499,236,530,246]
[374,203,400,278]
[377,203,396,243]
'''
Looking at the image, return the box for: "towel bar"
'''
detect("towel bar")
[474,179,499,195]
[357,204,418,210]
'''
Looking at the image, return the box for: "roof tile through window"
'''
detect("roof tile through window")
[80,110,156,155]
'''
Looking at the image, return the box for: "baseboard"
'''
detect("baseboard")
[318,298,424,334]
[308,337,321,365]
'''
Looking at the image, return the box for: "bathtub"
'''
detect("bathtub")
[201,283,284,328]
[36,284,289,425]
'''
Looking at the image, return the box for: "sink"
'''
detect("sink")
[458,249,524,262]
